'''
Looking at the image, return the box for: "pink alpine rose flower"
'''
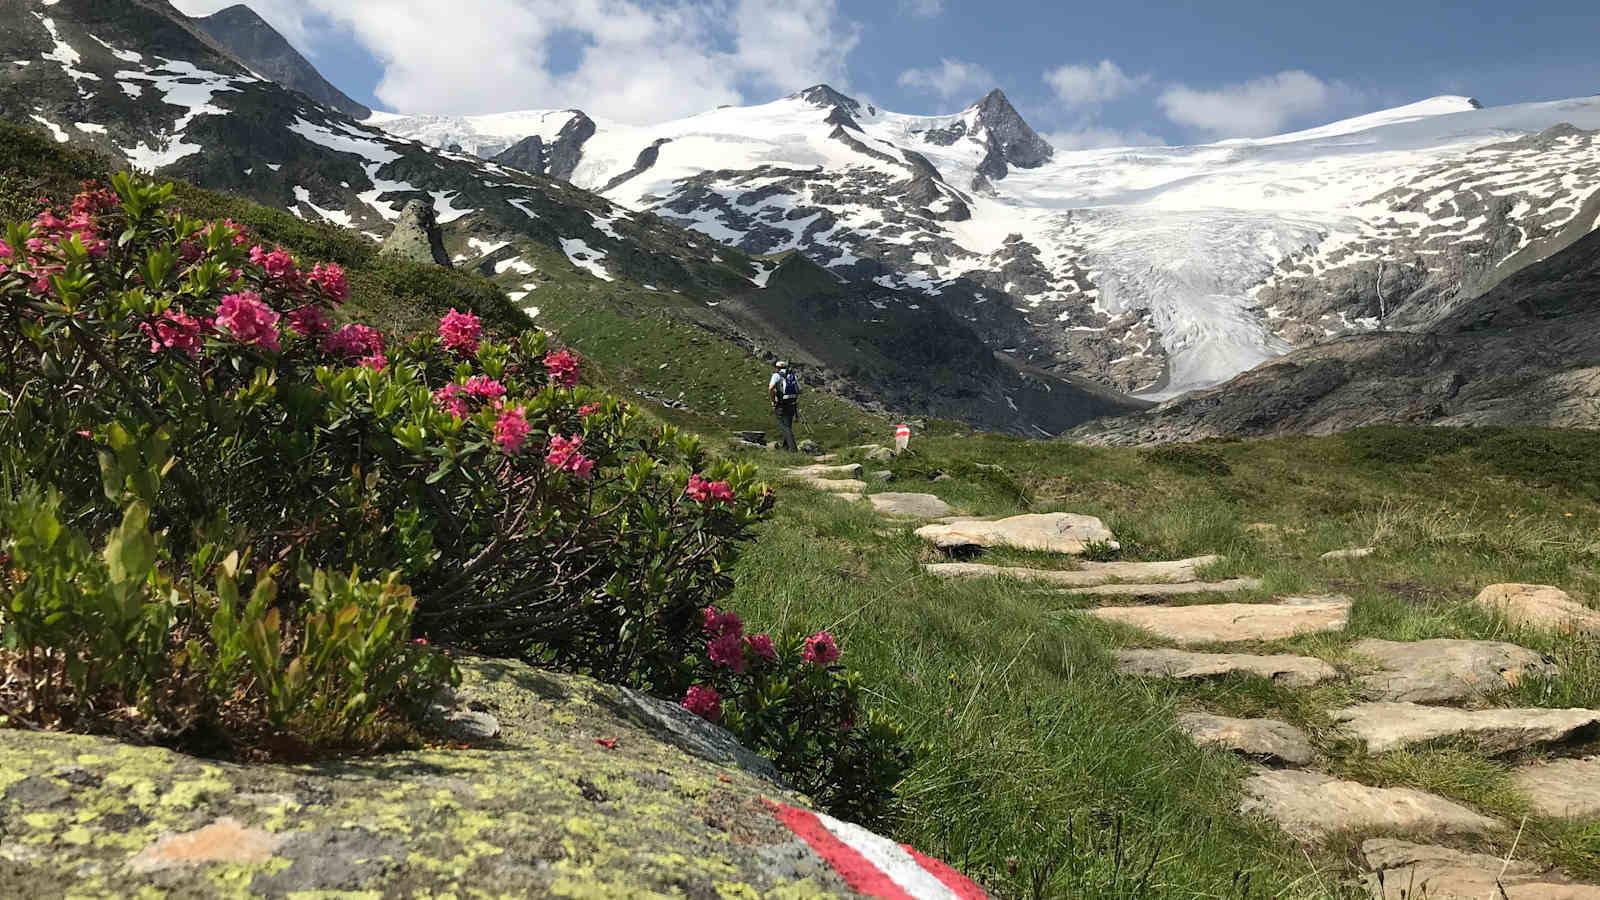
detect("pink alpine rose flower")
[250,246,298,284]
[578,403,600,417]
[707,633,747,674]
[494,404,531,455]
[142,306,205,357]
[438,308,481,354]
[214,291,281,352]
[544,348,580,388]
[464,375,506,401]
[744,633,777,663]
[308,261,348,302]
[701,606,743,638]
[544,433,594,480]
[682,685,721,721]
[433,383,470,420]
[802,631,839,666]
[360,352,387,372]
[321,323,384,360]
[287,304,330,337]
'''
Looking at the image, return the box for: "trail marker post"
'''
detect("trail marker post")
[894,423,910,455]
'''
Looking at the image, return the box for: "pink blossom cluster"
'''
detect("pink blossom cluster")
[685,474,735,505]
[307,262,348,302]
[578,403,600,417]
[544,348,580,388]
[681,684,721,720]
[802,631,839,666]
[432,375,506,421]
[321,323,383,358]
[438,308,481,354]
[493,404,530,454]
[249,245,298,285]
[544,433,594,479]
[142,306,208,357]
[287,304,330,337]
[214,291,281,352]
[701,605,777,675]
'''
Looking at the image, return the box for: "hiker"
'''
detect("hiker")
[768,360,801,452]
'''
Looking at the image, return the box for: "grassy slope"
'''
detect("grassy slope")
[725,427,1600,898]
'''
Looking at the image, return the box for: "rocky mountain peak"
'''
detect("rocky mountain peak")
[969,88,1053,171]
[794,84,862,116]
[190,3,371,119]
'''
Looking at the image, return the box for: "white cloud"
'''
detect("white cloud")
[1043,128,1167,150]
[1158,70,1350,138]
[898,0,944,16]
[170,0,859,124]
[1043,60,1147,108]
[897,58,994,102]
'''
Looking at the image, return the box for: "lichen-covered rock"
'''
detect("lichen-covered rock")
[0,657,879,898]
[380,198,454,267]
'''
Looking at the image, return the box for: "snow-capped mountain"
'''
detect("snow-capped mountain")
[379,88,1600,397]
[0,0,1149,435]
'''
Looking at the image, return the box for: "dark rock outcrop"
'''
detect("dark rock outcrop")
[189,4,370,119]
[491,112,595,181]
[969,89,1054,182]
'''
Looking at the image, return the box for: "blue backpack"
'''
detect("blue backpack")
[778,371,801,401]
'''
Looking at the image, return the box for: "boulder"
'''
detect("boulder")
[1177,713,1315,766]
[1089,596,1352,645]
[1512,757,1600,818]
[733,431,767,445]
[0,657,924,897]
[865,447,895,463]
[1352,638,1556,703]
[916,513,1118,555]
[866,492,953,519]
[1362,839,1600,900]
[1241,770,1500,844]
[870,470,895,482]
[783,463,864,481]
[924,556,1221,587]
[799,478,867,495]
[1474,584,1600,634]
[1113,649,1337,688]
[1333,702,1600,754]
[798,439,822,454]
[379,199,453,266]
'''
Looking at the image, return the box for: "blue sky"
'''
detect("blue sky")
[175,0,1600,146]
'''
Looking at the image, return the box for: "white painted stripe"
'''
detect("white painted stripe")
[816,811,961,900]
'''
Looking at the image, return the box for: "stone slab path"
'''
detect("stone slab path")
[1333,702,1600,754]
[1476,583,1600,635]
[1088,596,1352,645]
[1362,839,1600,900]
[1352,638,1557,703]
[916,513,1118,555]
[1513,757,1600,819]
[1113,648,1338,688]
[1241,770,1501,843]
[866,493,953,519]
[924,556,1220,586]
[800,477,868,495]
[1177,713,1315,766]
[782,463,862,481]
[1063,577,1262,597]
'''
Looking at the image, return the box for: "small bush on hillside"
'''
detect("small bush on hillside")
[1139,443,1232,477]
[0,173,912,817]
[1342,425,1485,466]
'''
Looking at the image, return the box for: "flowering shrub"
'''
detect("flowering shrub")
[680,606,917,825]
[0,173,912,817]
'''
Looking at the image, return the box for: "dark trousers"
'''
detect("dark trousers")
[774,400,798,451]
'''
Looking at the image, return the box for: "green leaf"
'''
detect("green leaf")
[103,502,156,586]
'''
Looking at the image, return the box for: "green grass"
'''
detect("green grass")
[725,428,1600,897]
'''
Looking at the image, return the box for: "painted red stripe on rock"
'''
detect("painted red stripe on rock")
[763,799,917,900]
[902,844,990,900]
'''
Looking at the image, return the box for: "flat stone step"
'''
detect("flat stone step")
[1513,757,1600,819]
[866,493,953,519]
[1476,583,1600,635]
[1362,839,1600,900]
[1113,649,1337,688]
[1088,596,1351,646]
[796,477,867,495]
[1333,702,1600,754]
[915,513,1118,555]
[782,463,863,480]
[924,555,1221,586]
[1063,577,1262,598]
[1321,547,1375,560]
[1241,770,1500,844]
[1352,638,1556,703]
[1177,713,1315,766]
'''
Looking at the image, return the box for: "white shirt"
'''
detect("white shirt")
[769,370,787,389]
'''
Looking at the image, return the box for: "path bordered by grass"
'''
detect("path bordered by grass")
[724,427,1600,898]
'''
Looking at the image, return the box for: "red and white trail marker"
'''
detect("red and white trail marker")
[764,799,989,899]
[894,423,910,454]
